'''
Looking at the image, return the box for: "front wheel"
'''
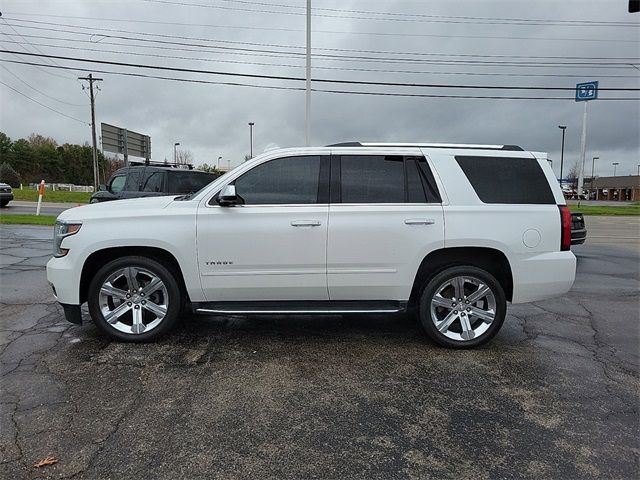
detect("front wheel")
[0,199,9,208]
[87,256,182,342]
[418,266,506,349]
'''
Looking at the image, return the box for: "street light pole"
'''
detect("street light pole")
[248,122,254,158]
[217,156,222,170]
[613,162,619,176]
[174,142,180,163]
[558,125,566,183]
[591,156,599,180]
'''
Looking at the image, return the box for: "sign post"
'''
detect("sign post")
[36,180,45,216]
[575,81,598,197]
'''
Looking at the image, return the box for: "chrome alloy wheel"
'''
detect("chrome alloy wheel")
[98,266,168,335]
[429,275,496,342]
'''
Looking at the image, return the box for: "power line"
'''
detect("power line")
[167,0,640,26]
[0,17,78,79]
[2,59,638,101]
[3,12,636,43]
[3,37,637,80]
[139,0,640,27]
[0,78,87,123]
[1,51,638,93]
[1,28,637,69]
[4,18,639,62]
[0,63,84,106]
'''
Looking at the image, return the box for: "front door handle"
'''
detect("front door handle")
[291,220,322,227]
[404,218,435,225]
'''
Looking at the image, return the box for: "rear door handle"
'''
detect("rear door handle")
[404,218,435,225]
[291,220,322,227]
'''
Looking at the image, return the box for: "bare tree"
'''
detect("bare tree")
[566,160,580,188]
[175,149,194,165]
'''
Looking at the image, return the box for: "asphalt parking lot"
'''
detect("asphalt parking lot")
[1,217,638,479]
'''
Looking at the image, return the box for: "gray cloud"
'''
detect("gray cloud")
[0,0,638,179]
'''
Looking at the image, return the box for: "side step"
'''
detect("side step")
[193,300,407,315]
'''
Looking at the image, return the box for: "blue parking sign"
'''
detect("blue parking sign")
[575,81,598,102]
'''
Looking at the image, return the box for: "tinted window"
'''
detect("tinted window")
[168,172,214,194]
[141,172,164,192]
[124,170,141,191]
[341,155,405,203]
[110,175,126,193]
[406,158,427,203]
[234,156,321,204]
[456,156,555,204]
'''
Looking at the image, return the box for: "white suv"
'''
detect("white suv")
[47,143,576,348]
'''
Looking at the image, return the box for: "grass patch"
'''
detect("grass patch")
[12,189,91,204]
[0,214,57,226]
[570,204,640,216]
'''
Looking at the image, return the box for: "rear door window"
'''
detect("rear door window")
[340,155,405,203]
[168,172,214,194]
[335,155,441,204]
[141,171,164,192]
[455,156,555,204]
[124,170,142,192]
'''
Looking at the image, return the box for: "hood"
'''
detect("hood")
[57,195,178,222]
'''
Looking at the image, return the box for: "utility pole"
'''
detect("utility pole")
[78,73,103,190]
[305,0,311,146]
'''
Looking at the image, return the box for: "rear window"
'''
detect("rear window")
[455,156,555,204]
[168,172,214,194]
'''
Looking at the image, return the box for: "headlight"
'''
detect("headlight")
[53,221,82,257]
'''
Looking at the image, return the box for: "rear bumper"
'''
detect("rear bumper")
[571,228,587,245]
[0,193,13,201]
[511,251,576,303]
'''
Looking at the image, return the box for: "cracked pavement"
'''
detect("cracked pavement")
[0,221,638,479]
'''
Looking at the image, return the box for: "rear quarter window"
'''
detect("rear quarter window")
[455,156,555,204]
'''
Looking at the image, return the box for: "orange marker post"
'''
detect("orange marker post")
[36,180,45,216]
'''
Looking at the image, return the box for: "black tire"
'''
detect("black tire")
[88,256,182,342]
[418,265,506,349]
[0,200,9,208]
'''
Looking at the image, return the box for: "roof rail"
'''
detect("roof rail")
[128,160,194,169]
[326,142,523,151]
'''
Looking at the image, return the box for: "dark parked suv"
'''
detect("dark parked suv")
[91,164,219,203]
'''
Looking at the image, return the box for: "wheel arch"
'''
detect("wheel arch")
[80,246,189,304]
[408,247,513,308]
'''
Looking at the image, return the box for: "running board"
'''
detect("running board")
[193,300,407,315]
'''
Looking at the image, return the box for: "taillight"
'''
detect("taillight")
[559,205,571,251]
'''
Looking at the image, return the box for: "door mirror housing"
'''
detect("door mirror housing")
[217,184,238,206]
[98,184,107,192]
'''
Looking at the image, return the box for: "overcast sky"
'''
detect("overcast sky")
[0,0,638,178]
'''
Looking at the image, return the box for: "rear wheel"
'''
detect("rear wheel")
[418,266,506,349]
[87,256,182,342]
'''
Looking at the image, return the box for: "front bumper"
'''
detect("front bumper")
[0,193,14,201]
[47,254,82,306]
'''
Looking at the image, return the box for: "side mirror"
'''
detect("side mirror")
[98,184,107,192]
[217,184,238,206]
